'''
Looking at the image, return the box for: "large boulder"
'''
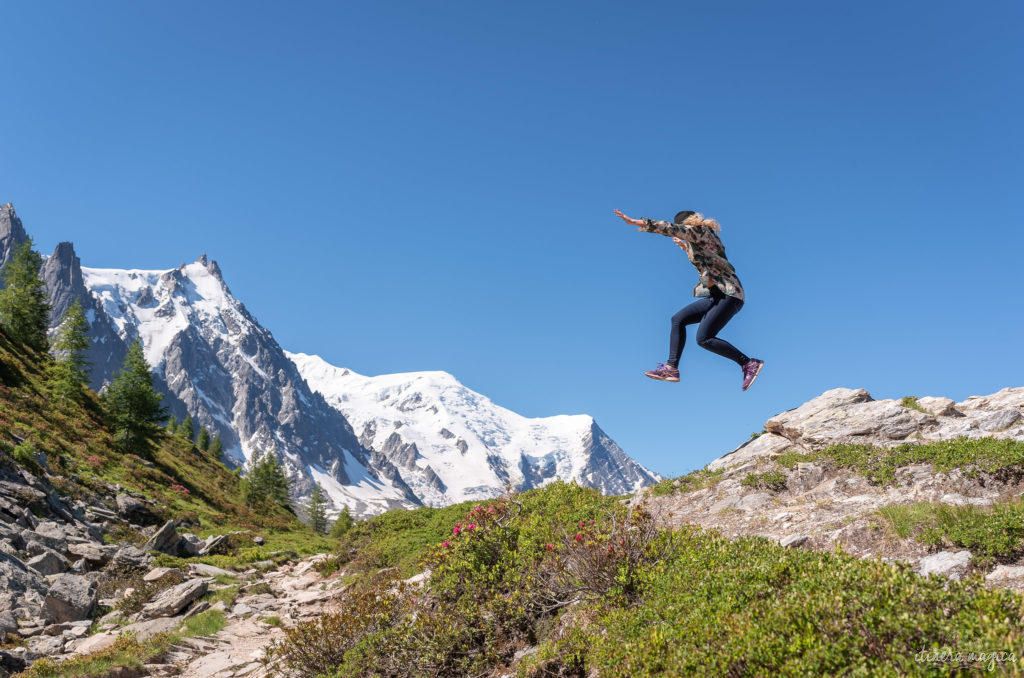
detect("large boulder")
[143,521,181,555]
[918,550,972,581]
[42,574,97,623]
[25,549,69,576]
[0,551,47,605]
[141,578,208,618]
[112,544,153,569]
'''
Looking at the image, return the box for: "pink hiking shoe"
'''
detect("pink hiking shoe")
[644,363,680,382]
[741,359,764,391]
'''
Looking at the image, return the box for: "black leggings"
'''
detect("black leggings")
[668,290,749,368]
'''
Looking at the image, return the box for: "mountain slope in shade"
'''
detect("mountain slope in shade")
[288,352,661,507]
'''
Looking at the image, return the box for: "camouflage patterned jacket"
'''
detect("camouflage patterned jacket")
[641,218,745,301]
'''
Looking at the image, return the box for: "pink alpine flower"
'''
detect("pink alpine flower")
[574,533,583,542]
[453,527,460,535]
[442,541,451,547]
[466,523,476,530]
[544,543,555,551]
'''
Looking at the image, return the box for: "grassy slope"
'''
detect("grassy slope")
[0,330,330,559]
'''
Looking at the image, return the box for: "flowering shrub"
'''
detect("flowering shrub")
[169,483,190,494]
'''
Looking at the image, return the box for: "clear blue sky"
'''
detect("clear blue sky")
[2,1,1021,478]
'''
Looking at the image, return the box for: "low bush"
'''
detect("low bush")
[777,437,1024,486]
[648,467,724,497]
[740,469,787,492]
[526,527,1024,677]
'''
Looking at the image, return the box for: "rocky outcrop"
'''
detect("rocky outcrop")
[42,574,97,623]
[648,386,1024,591]
[141,578,208,618]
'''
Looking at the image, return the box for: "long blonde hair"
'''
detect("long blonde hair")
[682,212,721,232]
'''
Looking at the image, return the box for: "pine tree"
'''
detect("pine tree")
[329,505,354,538]
[307,483,328,534]
[48,300,92,401]
[209,434,224,460]
[196,426,211,452]
[242,450,291,508]
[166,414,178,434]
[103,339,167,455]
[179,414,195,442]
[0,240,51,351]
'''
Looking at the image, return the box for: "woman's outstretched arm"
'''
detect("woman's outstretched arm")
[613,209,685,237]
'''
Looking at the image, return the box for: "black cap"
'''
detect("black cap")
[674,211,696,224]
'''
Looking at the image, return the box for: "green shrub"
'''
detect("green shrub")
[776,437,1024,486]
[901,396,928,413]
[741,470,787,492]
[881,500,1024,558]
[12,440,44,475]
[648,467,724,497]
[527,527,1024,677]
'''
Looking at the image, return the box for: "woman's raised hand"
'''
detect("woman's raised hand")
[673,236,689,251]
[613,209,646,230]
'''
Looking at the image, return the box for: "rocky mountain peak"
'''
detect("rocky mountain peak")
[0,202,30,272]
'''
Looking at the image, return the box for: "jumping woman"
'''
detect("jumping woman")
[613,208,764,390]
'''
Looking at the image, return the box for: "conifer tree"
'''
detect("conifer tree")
[48,300,91,401]
[166,414,178,434]
[103,339,167,454]
[242,450,290,508]
[0,240,51,351]
[179,414,195,442]
[307,483,328,534]
[329,505,354,538]
[209,434,224,460]
[196,426,210,452]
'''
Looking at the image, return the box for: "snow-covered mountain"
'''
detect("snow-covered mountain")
[0,201,659,517]
[289,353,660,507]
[77,257,420,518]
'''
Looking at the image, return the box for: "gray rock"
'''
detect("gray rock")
[919,550,972,580]
[67,542,111,568]
[141,578,208,618]
[143,520,181,555]
[188,562,233,578]
[0,611,17,636]
[179,533,202,556]
[780,535,809,548]
[765,388,935,449]
[737,493,773,511]
[27,633,65,656]
[26,549,69,576]
[198,534,229,556]
[112,544,152,569]
[231,602,253,616]
[42,574,97,623]
[986,565,1024,590]
[28,521,72,553]
[977,409,1022,432]
[916,396,957,417]
[707,433,793,472]
[143,567,182,582]
[120,616,183,640]
[0,551,47,604]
